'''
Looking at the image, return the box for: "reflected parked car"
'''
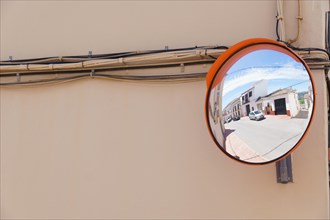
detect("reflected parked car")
[233,116,240,121]
[225,116,232,123]
[249,110,265,121]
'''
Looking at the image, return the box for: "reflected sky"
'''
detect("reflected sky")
[222,50,310,109]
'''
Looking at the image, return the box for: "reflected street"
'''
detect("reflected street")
[224,115,309,161]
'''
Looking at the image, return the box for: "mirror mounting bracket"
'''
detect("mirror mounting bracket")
[276,155,293,184]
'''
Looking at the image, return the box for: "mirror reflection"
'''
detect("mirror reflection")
[208,49,314,163]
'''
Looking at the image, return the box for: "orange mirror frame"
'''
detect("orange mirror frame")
[205,38,315,165]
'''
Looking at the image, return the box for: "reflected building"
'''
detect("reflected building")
[241,79,268,116]
[223,97,241,120]
[255,88,301,117]
[209,82,226,148]
[223,79,307,119]
[304,85,313,110]
[210,83,222,124]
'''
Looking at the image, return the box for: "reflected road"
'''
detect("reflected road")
[224,115,309,160]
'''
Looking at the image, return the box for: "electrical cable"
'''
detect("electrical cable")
[0,73,90,86]
[278,40,330,60]
[1,16,329,87]
[276,12,281,41]
[287,0,302,44]
[276,0,286,41]
[1,62,326,87]
[0,71,207,87]
[1,48,328,77]
[0,61,214,78]
[325,70,330,118]
[0,48,225,74]
[1,48,329,86]
[0,45,228,65]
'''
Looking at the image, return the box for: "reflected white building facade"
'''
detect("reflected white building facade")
[223,79,307,118]
[255,88,301,117]
[223,97,241,120]
[241,79,268,116]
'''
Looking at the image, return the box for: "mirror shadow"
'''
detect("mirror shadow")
[209,49,314,163]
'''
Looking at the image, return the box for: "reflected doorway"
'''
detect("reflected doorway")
[246,104,250,115]
[275,98,287,115]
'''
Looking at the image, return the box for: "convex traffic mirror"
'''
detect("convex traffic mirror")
[205,38,315,165]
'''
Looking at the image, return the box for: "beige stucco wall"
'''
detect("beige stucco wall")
[0,1,329,219]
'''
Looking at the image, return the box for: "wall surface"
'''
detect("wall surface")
[0,1,329,219]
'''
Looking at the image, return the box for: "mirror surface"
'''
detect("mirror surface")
[207,46,314,164]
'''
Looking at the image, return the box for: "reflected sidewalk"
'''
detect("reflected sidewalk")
[225,131,267,163]
[265,115,291,120]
